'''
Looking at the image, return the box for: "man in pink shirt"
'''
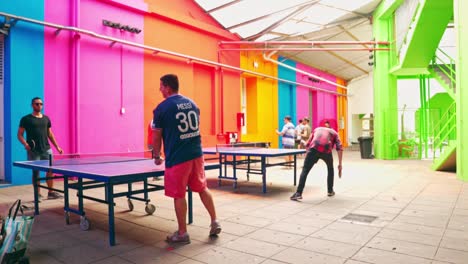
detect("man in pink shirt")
[290,120,343,200]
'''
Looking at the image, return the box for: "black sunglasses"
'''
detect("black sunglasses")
[33,102,43,106]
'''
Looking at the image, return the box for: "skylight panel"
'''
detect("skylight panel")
[230,10,292,38]
[194,0,234,11]
[319,0,376,11]
[299,4,348,25]
[255,33,282,42]
[210,0,310,28]
[274,20,322,35]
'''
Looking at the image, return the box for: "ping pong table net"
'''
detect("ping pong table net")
[215,142,270,152]
[51,150,153,166]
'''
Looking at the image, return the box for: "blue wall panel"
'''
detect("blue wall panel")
[0,2,45,184]
[277,56,296,147]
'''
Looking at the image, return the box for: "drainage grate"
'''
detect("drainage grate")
[341,213,378,223]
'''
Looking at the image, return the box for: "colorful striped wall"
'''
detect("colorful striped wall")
[1,0,347,185]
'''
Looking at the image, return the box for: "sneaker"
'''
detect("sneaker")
[47,192,63,199]
[290,192,303,201]
[166,231,191,244]
[209,221,222,236]
[327,191,335,197]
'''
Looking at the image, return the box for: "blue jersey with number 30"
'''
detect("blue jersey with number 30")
[153,94,203,167]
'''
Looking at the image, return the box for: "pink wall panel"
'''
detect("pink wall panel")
[44,0,73,153]
[45,0,146,154]
[296,63,337,130]
[296,86,309,121]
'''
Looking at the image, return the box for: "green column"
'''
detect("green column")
[373,3,399,160]
[455,0,468,181]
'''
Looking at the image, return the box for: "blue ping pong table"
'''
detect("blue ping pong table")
[203,147,306,193]
[13,157,219,246]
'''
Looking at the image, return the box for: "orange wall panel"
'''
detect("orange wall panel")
[337,78,348,147]
[143,2,240,148]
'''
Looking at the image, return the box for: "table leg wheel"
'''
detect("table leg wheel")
[80,216,90,231]
[65,212,70,225]
[127,199,134,211]
[145,204,156,215]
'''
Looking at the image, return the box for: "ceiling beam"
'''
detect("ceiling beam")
[206,0,242,13]
[226,0,319,30]
[244,1,320,40]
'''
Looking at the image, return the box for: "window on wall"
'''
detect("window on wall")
[241,78,247,135]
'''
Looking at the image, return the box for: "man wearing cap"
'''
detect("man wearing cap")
[275,115,296,163]
[290,120,343,199]
[299,118,311,149]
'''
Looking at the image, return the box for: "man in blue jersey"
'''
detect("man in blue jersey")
[152,74,221,244]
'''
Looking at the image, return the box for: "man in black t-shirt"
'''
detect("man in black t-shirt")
[17,97,63,200]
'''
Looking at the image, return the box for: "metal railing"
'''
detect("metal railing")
[432,101,456,159]
[431,48,456,94]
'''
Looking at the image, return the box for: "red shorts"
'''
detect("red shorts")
[164,156,207,198]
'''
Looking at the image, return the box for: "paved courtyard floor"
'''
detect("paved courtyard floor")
[1,150,467,264]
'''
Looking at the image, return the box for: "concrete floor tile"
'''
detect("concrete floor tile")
[176,259,206,264]
[279,215,333,229]
[264,221,319,236]
[293,236,361,258]
[154,239,216,258]
[400,209,451,220]
[357,204,403,214]
[296,209,347,220]
[385,222,445,236]
[271,247,345,264]
[377,229,442,246]
[29,230,84,251]
[260,260,288,264]
[350,209,397,221]
[453,208,468,217]
[366,236,437,259]
[222,237,287,258]
[440,236,468,252]
[344,260,369,264]
[246,228,306,246]
[394,215,448,228]
[214,220,259,236]
[352,247,432,264]
[118,246,187,264]
[192,246,265,264]
[226,214,274,227]
[325,222,382,235]
[90,256,134,264]
[434,248,468,264]
[47,243,116,264]
[444,229,468,240]
[311,228,375,246]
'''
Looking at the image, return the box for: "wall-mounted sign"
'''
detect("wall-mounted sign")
[102,20,141,34]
